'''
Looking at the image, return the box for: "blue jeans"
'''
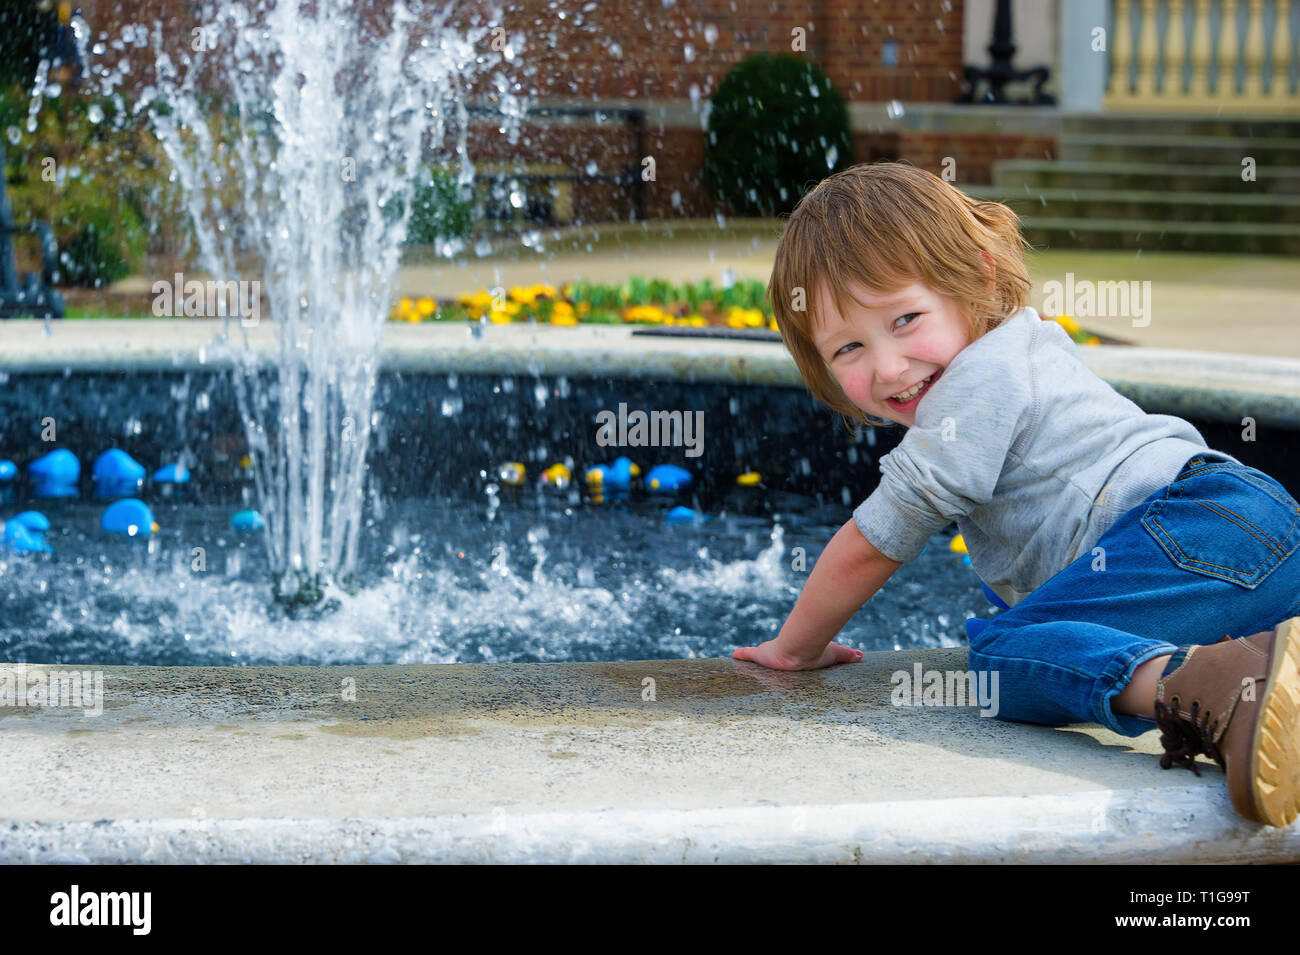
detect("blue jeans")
[965,453,1300,737]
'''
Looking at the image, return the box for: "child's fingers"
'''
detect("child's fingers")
[831,645,864,664]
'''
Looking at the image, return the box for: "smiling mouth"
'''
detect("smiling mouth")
[886,373,936,406]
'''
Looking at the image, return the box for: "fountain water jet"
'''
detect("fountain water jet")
[103,0,514,606]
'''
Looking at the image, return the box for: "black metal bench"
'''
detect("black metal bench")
[0,144,65,319]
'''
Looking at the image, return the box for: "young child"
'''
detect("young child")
[733,161,1300,828]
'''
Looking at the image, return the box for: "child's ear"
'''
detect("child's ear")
[981,251,996,295]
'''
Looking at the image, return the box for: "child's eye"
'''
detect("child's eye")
[833,342,861,358]
[894,312,920,329]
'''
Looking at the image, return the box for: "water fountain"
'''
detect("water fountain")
[98,0,507,607]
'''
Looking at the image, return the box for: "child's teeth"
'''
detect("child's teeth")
[892,376,931,401]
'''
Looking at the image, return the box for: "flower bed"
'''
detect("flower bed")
[389,277,779,330]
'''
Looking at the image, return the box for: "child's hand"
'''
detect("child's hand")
[732,639,864,671]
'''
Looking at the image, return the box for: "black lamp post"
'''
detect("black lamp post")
[955,0,1056,105]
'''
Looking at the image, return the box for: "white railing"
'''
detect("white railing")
[1106,0,1298,111]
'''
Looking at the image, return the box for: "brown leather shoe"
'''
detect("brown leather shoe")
[1154,617,1300,827]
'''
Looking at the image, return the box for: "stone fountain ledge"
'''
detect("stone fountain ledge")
[2,319,1298,428]
[1,649,1297,864]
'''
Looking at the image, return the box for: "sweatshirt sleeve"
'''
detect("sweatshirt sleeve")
[852,324,1039,562]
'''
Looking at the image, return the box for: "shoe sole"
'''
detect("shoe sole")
[1251,616,1300,827]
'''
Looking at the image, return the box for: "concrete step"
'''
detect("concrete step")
[963,184,1300,224]
[1057,132,1300,166]
[1060,113,1300,139]
[992,159,1300,195]
[1018,215,1300,255]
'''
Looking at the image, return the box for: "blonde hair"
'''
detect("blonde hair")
[767,161,1033,428]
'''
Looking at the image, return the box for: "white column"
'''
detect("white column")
[1059,0,1108,110]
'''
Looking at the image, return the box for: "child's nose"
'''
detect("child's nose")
[875,351,909,385]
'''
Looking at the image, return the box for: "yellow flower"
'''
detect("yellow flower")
[623,305,666,323]
[509,284,557,305]
[1053,314,1081,336]
[1085,336,1101,346]
[487,308,513,324]
[549,311,579,325]
[687,315,707,327]
[417,297,436,317]
[459,290,495,320]
[576,302,591,315]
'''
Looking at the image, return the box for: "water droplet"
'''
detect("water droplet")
[683,43,695,63]
[585,160,598,176]
[887,100,905,119]
[474,238,493,257]
[5,126,19,145]
[704,24,718,44]
[87,104,104,124]
[825,144,838,169]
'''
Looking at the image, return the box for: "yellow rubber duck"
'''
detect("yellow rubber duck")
[541,463,571,489]
[498,462,526,486]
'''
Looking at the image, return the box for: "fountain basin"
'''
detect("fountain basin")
[3,652,1300,863]
[2,320,1299,861]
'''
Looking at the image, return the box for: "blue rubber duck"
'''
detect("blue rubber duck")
[93,449,146,499]
[664,505,710,526]
[152,462,191,485]
[0,460,16,504]
[645,464,693,493]
[11,510,50,533]
[101,498,159,537]
[3,520,51,553]
[28,449,80,499]
[231,509,266,531]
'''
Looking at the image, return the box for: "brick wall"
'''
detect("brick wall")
[77,0,966,103]
[66,0,1042,225]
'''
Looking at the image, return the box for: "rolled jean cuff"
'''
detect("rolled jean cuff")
[1091,640,1181,737]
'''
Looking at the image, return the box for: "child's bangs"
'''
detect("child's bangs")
[815,237,921,332]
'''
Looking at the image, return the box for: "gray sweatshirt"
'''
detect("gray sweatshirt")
[852,305,1233,608]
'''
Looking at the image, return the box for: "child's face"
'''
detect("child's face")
[811,280,973,427]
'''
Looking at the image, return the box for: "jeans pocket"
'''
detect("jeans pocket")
[1141,465,1300,589]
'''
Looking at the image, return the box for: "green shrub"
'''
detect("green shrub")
[404,167,474,245]
[702,53,852,217]
[2,86,170,287]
